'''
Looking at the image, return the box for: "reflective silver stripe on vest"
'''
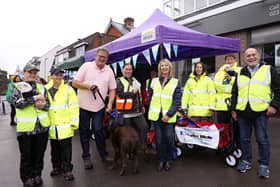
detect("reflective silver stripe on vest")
[188,105,210,109]
[217,99,226,103]
[116,99,133,103]
[38,113,48,120]
[224,84,230,93]
[209,104,215,109]
[238,98,270,104]
[49,105,68,110]
[237,66,270,89]
[149,108,161,113]
[191,89,208,93]
[214,80,222,84]
[69,102,79,106]
[152,93,172,99]
[250,80,270,86]
[237,78,249,88]
[17,115,48,122]
[49,124,71,130]
[71,117,79,122]
[16,117,37,123]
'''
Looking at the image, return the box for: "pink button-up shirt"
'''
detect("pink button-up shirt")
[74,61,116,112]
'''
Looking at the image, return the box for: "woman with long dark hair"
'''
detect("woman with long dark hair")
[181,62,216,122]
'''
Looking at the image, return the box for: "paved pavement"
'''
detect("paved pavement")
[0,101,280,187]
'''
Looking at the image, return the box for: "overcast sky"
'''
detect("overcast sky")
[0,0,162,74]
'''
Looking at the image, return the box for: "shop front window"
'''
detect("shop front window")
[255,42,280,74]
[275,44,280,72]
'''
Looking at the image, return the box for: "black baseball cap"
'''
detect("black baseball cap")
[50,68,65,75]
[23,64,39,72]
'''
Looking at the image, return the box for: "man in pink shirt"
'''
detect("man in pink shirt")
[72,48,116,169]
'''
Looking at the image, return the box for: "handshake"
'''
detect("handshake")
[33,94,46,109]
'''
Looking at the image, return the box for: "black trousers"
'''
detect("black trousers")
[10,104,16,123]
[216,111,231,124]
[50,137,73,172]
[17,132,48,182]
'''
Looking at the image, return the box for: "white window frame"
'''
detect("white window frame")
[75,45,85,57]
[163,0,228,18]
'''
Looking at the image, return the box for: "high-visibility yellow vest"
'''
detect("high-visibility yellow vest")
[146,79,151,90]
[16,83,50,132]
[214,62,241,111]
[148,77,178,123]
[116,77,138,110]
[236,65,271,112]
[143,79,151,105]
[45,80,79,140]
[181,73,216,117]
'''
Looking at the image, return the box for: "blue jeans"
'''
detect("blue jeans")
[79,108,108,160]
[155,121,174,162]
[238,114,270,166]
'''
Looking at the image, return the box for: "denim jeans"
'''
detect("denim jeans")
[155,121,174,162]
[238,114,270,166]
[79,108,108,160]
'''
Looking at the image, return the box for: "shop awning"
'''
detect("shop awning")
[57,56,84,70]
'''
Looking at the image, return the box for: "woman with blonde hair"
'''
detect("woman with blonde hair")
[148,59,181,172]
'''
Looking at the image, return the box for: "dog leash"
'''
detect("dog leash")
[91,86,106,105]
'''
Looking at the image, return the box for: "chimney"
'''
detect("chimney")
[124,17,134,31]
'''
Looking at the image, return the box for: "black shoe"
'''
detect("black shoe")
[50,168,62,176]
[83,159,93,170]
[64,171,75,181]
[10,121,16,126]
[23,178,35,187]
[157,161,165,172]
[102,156,113,163]
[33,176,43,186]
[164,161,171,171]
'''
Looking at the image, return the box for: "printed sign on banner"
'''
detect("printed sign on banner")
[141,28,156,43]
[175,125,220,149]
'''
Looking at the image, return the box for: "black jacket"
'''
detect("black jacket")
[231,63,280,119]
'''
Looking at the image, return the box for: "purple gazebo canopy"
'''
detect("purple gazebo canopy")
[85,9,240,64]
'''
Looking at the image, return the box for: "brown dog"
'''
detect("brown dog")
[110,124,140,176]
